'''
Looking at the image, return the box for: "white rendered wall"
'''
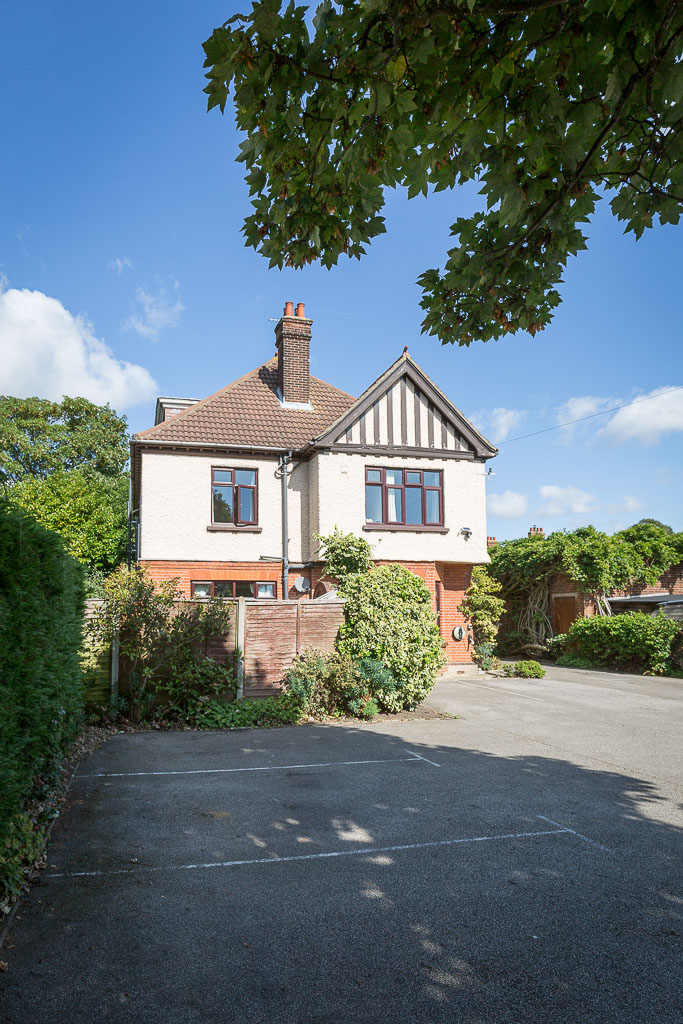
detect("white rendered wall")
[313,451,490,564]
[139,451,307,563]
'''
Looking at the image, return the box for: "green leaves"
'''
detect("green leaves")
[337,565,445,711]
[204,0,682,345]
[0,396,129,485]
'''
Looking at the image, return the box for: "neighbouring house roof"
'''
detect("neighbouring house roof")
[610,594,683,605]
[134,358,355,450]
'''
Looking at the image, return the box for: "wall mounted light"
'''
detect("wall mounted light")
[460,526,473,540]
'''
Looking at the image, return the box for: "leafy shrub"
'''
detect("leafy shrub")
[337,565,446,711]
[458,566,504,668]
[284,648,399,719]
[194,693,302,729]
[501,660,545,678]
[519,659,545,678]
[0,502,85,908]
[560,611,681,675]
[314,527,373,591]
[90,565,236,719]
[545,633,567,659]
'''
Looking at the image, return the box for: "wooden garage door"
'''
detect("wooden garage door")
[553,595,578,634]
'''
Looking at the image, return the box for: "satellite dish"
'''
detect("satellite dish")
[294,576,310,593]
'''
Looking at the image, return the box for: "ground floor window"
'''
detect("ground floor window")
[191,581,276,599]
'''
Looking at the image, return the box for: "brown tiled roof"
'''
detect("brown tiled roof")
[134,359,355,450]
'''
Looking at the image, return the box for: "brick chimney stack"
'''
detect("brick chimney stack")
[275,301,312,406]
[528,525,545,539]
[487,536,497,548]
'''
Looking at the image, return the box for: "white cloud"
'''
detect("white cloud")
[125,276,184,340]
[0,285,157,409]
[470,406,526,443]
[599,386,683,445]
[539,484,597,517]
[607,495,644,515]
[556,395,613,442]
[109,256,133,274]
[488,407,526,442]
[487,490,528,519]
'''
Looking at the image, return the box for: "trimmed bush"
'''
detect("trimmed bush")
[337,565,446,711]
[558,611,680,675]
[501,660,546,678]
[0,502,85,905]
[284,648,401,719]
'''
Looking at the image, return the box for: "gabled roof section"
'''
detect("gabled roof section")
[313,350,497,459]
[134,359,355,451]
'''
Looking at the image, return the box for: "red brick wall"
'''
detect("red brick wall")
[611,561,683,597]
[141,558,475,665]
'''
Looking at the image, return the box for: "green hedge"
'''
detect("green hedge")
[558,611,680,676]
[337,565,446,711]
[0,502,85,903]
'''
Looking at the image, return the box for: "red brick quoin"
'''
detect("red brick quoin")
[139,559,474,666]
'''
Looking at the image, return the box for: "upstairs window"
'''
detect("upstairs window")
[212,468,257,525]
[365,467,443,526]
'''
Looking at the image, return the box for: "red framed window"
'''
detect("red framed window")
[191,581,276,599]
[211,468,257,525]
[365,467,443,526]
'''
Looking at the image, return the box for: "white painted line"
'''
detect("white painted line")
[405,750,441,768]
[537,815,608,851]
[458,680,548,702]
[75,756,422,780]
[48,827,567,879]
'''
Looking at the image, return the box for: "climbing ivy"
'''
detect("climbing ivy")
[489,522,683,652]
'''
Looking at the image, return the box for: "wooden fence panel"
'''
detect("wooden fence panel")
[243,602,299,697]
[299,602,345,654]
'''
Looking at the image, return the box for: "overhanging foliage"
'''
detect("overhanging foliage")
[204,0,682,344]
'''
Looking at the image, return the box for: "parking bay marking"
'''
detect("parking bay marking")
[48,817,605,879]
[75,754,429,780]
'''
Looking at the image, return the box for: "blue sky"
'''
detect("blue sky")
[1,0,681,540]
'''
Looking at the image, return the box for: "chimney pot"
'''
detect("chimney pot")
[284,301,294,317]
[295,302,305,318]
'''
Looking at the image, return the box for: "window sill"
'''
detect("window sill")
[207,525,262,533]
[362,524,449,534]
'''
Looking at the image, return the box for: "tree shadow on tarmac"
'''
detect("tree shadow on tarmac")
[1,723,681,1024]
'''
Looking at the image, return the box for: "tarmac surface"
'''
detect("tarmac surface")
[1,666,681,1023]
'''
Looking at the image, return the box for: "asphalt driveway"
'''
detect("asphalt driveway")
[1,667,681,1023]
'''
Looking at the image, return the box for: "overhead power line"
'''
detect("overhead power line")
[494,385,683,447]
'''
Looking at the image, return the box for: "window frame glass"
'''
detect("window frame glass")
[211,467,258,526]
[191,580,277,599]
[364,467,444,527]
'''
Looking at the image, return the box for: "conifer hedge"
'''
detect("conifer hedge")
[0,501,85,901]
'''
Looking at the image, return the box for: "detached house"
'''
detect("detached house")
[131,302,497,665]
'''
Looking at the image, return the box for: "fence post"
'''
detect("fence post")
[110,632,119,702]
[236,597,246,700]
